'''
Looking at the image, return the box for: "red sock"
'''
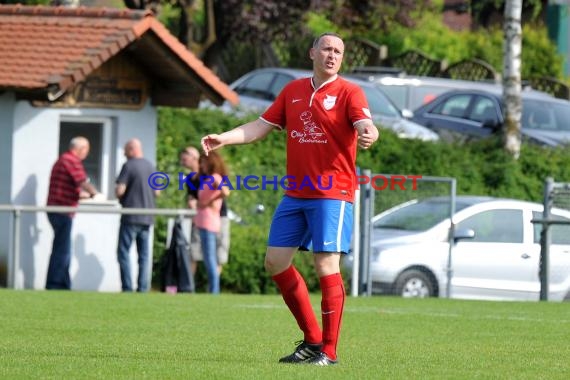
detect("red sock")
[320,273,345,360]
[272,265,322,345]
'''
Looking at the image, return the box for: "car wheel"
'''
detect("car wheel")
[394,269,435,298]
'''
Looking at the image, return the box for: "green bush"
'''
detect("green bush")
[153,108,570,294]
[292,9,565,82]
[521,24,564,79]
[357,12,565,82]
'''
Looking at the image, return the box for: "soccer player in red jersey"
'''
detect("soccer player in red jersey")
[201,32,379,365]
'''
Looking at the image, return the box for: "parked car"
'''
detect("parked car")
[410,88,570,146]
[346,196,570,301]
[202,67,439,141]
[349,68,503,111]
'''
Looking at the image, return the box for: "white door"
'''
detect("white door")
[451,208,537,301]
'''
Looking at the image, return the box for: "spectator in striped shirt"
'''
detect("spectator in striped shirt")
[46,136,99,290]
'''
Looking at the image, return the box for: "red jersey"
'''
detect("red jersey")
[261,75,371,202]
[47,151,87,209]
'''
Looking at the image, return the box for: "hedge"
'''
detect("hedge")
[152,107,570,293]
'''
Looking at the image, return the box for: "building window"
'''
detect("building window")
[58,117,113,197]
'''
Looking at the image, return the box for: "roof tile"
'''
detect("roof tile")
[0,4,238,105]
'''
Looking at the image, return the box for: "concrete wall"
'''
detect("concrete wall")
[5,98,157,291]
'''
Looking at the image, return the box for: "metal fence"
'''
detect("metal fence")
[0,204,195,289]
[351,172,456,297]
[532,177,570,301]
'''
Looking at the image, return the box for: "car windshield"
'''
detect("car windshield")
[360,86,401,117]
[522,98,570,131]
[373,198,473,231]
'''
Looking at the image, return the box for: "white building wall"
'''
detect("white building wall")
[0,93,16,286]
[8,99,157,291]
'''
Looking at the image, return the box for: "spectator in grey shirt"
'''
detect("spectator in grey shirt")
[116,138,159,292]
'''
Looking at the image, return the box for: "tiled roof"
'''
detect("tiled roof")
[0,4,238,106]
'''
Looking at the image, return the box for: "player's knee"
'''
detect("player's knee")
[264,256,276,274]
[264,255,287,275]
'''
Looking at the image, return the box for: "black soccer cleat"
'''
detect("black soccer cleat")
[305,352,338,366]
[278,340,322,363]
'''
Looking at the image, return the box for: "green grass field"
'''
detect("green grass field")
[1,289,568,380]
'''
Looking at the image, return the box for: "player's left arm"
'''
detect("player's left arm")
[355,119,379,149]
[348,83,379,149]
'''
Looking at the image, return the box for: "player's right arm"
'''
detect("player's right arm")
[201,118,274,154]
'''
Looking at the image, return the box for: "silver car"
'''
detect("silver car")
[350,70,504,112]
[202,67,439,141]
[351,196,570,301]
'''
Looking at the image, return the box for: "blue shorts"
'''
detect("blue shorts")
[267,196,353,254]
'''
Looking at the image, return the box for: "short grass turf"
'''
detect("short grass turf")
[1,289,569,379]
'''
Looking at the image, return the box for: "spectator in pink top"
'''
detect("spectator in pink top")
[194,151,230,294]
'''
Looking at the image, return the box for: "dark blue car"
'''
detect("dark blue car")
[410,88,570,147]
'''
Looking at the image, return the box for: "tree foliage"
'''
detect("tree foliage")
[212,0,311,44]
[0,0,50,4]
[322,0,436,35]
[472,0,547,27]
[122,0,312,47]
[121,0,440,49]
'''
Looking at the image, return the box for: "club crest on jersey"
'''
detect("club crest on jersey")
[323,95,337,110]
